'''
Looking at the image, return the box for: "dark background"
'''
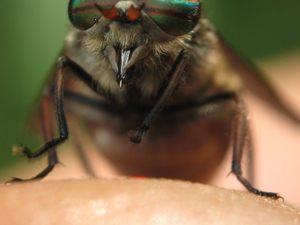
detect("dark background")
[0,0,300,170]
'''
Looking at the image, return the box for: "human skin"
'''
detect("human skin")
[1,178,300,225]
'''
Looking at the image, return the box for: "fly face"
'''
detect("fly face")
[7,0,300,200]
[68,0,201,97]
[79,1,151,87]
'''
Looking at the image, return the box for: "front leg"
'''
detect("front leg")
[8,56,70,182]
[128,49,190,143]
[231,92,282,199]
[8,54,117,182]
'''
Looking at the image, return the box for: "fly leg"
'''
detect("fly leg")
[8,57,69,182]
[128,49,190,143]
[154,90,280,199]
[231,92,282,199]
[8,55,118,182]
[10,89,59,182]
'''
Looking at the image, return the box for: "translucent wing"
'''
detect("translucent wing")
[219,36,300,124]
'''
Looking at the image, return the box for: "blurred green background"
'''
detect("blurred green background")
[0,0,299,171]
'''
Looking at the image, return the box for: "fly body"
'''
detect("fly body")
[63,10,237,183]
[9,0,300,199]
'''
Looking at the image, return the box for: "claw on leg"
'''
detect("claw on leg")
[6,163,56,184]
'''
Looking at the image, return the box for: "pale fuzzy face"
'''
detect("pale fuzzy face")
[65,1,192,103]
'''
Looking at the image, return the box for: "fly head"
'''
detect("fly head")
[68,0,202,88]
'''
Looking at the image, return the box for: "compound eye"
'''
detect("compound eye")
[68,0,118,30]
[139,0,202,36]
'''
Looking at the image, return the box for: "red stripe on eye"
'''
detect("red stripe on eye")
[94,4,117,20]
[127,3,145,20]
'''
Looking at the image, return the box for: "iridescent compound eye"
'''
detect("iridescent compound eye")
[69,0,202,35]
[139,0,202,36]
[68,0,118,30]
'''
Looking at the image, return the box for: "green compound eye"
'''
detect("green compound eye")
[69,0,202,35]
[139,0,202,36]
[68,0,118,30]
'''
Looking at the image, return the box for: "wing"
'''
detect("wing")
[219,36,300,124]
